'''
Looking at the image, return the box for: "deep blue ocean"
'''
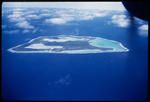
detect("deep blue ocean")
[2,7,148,100]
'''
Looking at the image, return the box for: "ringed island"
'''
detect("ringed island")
[8,35,129,54]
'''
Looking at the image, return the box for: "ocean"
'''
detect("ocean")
[2,7,148,100]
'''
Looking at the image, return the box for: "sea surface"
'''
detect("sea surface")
[2,7,148,100]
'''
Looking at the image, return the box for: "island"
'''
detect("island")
[8,35,129,54]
